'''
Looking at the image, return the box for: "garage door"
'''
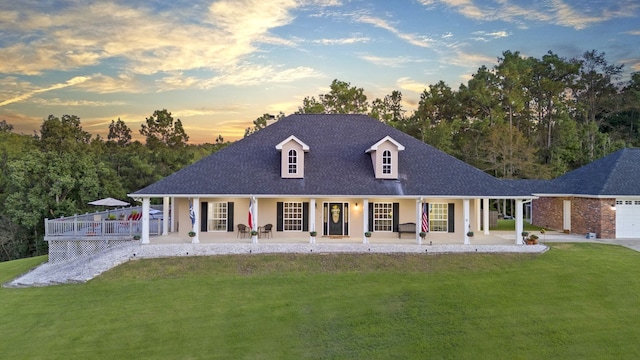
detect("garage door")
[616,199,640,238]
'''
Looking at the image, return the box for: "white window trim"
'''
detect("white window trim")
[283,201,303,232]
[207,202,228,232]
[288,149,298,174]
[373,202,393,232]
[429,203,448,233]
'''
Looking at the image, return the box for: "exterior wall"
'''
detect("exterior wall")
[171,197,477,242]
[370,141,400,179]
[532,197,616,238]
[279,141,305,178]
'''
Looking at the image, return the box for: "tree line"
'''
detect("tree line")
[1,49,639,261]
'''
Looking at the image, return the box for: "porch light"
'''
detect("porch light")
[611,203,616,211]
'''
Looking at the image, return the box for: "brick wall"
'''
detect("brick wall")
[532,197,616,239]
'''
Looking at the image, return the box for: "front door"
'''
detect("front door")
[323,202,350,236]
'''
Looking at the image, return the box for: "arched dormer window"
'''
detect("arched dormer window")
[288,149,297,174]
[382,150,391,174]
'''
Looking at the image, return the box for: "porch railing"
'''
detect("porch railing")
[44,218,163,240]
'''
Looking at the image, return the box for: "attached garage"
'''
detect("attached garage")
[616,199,640,239]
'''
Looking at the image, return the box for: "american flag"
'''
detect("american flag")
[248,198,255,230]
[421,203,429,232]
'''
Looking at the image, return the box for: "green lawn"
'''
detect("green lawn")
[2,244,640,359]
[491,219,545,231]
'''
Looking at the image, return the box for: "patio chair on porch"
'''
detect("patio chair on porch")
[237,224,250,238]
[259,224,273,238]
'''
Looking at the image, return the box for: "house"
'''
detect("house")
[530,148,640,239]
[130,114,533,244]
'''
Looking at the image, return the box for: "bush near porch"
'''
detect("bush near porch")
[2,244,640,359]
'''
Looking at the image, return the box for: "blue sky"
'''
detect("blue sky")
[1,0,639,143]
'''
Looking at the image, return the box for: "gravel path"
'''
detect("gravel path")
[4,242,548,288]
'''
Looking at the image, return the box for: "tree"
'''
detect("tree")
[244,112,284,137]
[369,90,405,126]
[296,96,326,114]
[140,109,189,149]
[108,118,132,146]
[37,114,92,154]
[296,79,369,115]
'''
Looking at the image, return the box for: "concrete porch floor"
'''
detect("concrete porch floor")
[148,230,582,246]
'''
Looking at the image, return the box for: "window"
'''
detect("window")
[373,202,393,232]
[288,149,297,174]
[207,202,228,231]
[283,202,303,231]
[429,203,448,232]
[382,150,391,174]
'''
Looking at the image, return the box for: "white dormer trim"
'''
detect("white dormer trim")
[365,136,405,153]
[276,135,309,178]
[365,136,404,179]
[276,135,309,152]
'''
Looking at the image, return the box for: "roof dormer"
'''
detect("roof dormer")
[365,136,405,179]
[276,135,309,178]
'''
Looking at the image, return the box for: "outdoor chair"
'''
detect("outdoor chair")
[237,224,249,238]
[259,224,273,238]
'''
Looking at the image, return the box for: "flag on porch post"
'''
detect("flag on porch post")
[421,203,429,232]
[189,199,195,228]
[248,197,255,231]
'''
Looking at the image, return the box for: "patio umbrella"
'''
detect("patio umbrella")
[88,197,129,207]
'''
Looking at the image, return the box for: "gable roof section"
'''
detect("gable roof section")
[366,135,405,153]
[132,114,527,197]
[543,148,640,196]
[275,135,309,152]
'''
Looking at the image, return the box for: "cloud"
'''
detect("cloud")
[625,30,640,35]
[359,55,428,68]
[157,64,323,91]
[446,50,496,68]
[471,30,510,42]
[355,15,434,48]
[0,1,303,77]
[313,37,370,45]
[0,76,91,107]
[29,98,126,107]
[396,77,427,94]
[433,0,638,30]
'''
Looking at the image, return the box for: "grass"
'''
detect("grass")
[491,219,545,231]
[2,245,640,359]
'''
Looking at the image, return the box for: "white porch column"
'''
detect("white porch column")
[463,199,470,245]
[362,198,369,243]
[416,199,422,244]
[475,199,481,232]
[515,199,524,245]
[483,198,490,235]
[141,197,150,244]
[192,197,200,244]
[162,196,169,236]
[170,197,175,233]
[310,198,316,243]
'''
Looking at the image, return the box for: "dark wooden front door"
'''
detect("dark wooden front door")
[328,203,343,236]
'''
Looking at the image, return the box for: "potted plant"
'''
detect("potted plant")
[309,231,317,237]
[188,231,196,237]
[521,231,529,237]
[133,234,141,240]
[251,230,259,236]
[364,231,372,238]
[419,231,427,239]
[527,234,539,245]
[466,231,474,237]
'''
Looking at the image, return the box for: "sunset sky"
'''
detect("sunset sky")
[1,0,639,143]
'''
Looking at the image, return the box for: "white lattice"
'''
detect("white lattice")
[47,239,132,264]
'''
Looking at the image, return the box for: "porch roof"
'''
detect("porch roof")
[132,114,531,198]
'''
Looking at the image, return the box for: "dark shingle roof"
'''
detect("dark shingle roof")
[132,114,527,197]
[545,148,640,196]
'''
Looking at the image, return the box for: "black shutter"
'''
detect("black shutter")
[368,202,374,232]
[227,202,234,232]
[200,202,208,232]
[277,202,283,232]
[303,202,309,231]
[392,202,400,232]
[448,203,455,233]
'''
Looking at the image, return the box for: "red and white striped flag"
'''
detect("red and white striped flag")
[421,203,429,232]
[248,198,255,230]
